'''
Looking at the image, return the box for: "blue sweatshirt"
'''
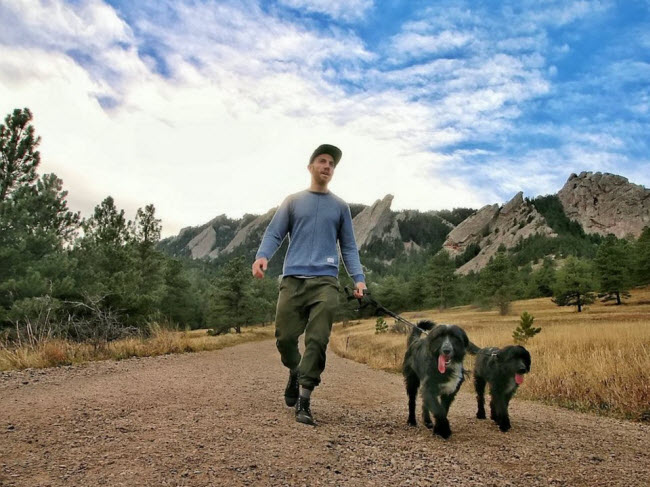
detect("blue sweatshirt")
[255,190,365,283]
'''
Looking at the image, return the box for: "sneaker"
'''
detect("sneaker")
[295,396,316,426]
[284,369,299,407]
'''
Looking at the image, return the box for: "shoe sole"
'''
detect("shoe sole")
[296,414,316,426]
[285,396,298,407]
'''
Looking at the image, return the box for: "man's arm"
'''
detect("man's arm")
[252,196,291,279]
[338,204,366,297]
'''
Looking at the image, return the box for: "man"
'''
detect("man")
[252,144,366,426]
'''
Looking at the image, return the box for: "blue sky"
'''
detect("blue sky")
[1,0,648,236]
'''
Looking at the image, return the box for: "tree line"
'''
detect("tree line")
[367,231,650,315]
[0,108,276,343]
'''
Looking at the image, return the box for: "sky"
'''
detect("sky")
[1,0,649,237]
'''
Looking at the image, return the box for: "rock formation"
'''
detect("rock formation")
[352,194,401,248]
[221,209,275,255]
[557,172,650,238]
[443,192,555,274]
[187,226,217,259]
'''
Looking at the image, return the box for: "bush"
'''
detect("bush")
[375,317,388,334]
[513,311,541,345]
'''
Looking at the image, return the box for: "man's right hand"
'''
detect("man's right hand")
[252,257,268,279]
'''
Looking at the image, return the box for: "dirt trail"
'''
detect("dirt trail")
[1,339,648,487]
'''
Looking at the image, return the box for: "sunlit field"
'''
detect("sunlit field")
[330,286,650,421]
[0,325,275,371]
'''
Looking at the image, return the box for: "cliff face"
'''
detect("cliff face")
[352,194,401,248]
[557,172,650,238]
[221,209,274,256]
[443,192,555,274]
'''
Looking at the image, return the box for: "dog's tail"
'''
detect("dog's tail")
[466,341,481,355]
[407,320,436,347]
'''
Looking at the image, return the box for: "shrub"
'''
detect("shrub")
[513,311,541,345]
[375,317,388,334]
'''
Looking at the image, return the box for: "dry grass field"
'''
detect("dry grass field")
[330,286,650,421]
[0,325,274,371]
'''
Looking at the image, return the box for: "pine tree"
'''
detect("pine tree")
[0,108,79,326]
[513,311,541,344]
[424,250,457,309]
[479,251,518,315]
[375,317,388,334]
[635,227,650,286]
[0,108,40,201]
[594,235,632,305]
[552,256,596,312]
[530,257,556,297]
[209,256,257,334]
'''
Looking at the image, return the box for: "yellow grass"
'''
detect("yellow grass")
[0,325,274,371]
[331,286,650,421]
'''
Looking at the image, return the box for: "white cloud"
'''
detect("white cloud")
[388,30,472,59]
[0,0,133,48]
[1,0,645,240]
[0,0,488,237]
[278,0,373,22]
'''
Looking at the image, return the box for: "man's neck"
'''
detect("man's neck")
[309,182,329,193]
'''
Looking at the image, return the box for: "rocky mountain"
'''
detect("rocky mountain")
[159,194,457,269]
[557,172,650,239]
[352,195,401,247]
[158,172,649,274]
[442,192,556,274]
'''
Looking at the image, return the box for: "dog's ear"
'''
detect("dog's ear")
[461,329,469,347]
[523,348,532,372]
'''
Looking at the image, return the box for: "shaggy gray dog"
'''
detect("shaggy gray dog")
[473,345,531,432]
[402,320,470,439]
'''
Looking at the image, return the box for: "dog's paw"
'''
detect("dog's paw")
[476,410,486,420]
[407,418,417,427]
[424,420,433,430]
[433,422,451,439]
[499,422,511,432]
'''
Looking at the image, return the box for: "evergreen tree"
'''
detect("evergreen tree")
[635,227,650,286]
[209,256,257,333]
[406,271,428,310]
[160,258,198,327]
[0,107,79,326]
[373,275,408,313]
[424,250,457,309]
[130,204,166,319]
[73,196,140,323]
[513,311,541,345]
[594,235,632,305]
[529,257,556,298]
[479,251,518,315]
[552,256,596,312]
[0,108,40,201]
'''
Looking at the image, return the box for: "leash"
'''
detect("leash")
[343,288,490,356]
[344,287,429,336]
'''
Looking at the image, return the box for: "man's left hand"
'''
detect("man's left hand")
[354,282,367,299]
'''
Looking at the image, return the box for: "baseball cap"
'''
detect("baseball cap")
[309,144,342,166]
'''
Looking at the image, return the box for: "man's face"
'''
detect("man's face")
[308,153,336,185]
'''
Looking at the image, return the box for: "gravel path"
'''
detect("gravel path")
[1,339,648,486]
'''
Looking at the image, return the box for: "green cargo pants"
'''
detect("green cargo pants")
[274,275,340,390]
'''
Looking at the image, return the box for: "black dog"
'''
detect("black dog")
[472,345,531,432]
[402,321,469,439]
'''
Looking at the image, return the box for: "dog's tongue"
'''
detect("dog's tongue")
[515,373,524,385]
[438,355,448,374]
